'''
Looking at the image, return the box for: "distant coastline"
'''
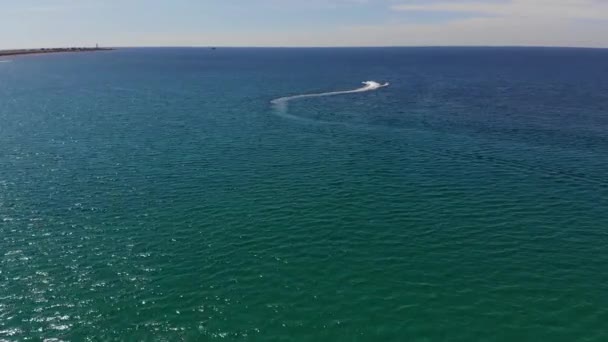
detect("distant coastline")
[0,47,114,57]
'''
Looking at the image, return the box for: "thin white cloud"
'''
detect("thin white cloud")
[339,0,608,47]
[392,0,608,20]
[261,0,372,10]
[336,16,607,47]
[118,15,607,48]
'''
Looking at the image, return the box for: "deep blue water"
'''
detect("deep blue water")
[1,47,608,341]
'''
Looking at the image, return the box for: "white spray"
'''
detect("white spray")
[271,81,389,106]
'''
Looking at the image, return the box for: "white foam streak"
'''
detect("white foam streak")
[271,81,389,106]
[0,60,12,63]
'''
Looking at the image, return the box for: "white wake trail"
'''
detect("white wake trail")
[271,81,389,106]
[0,60,12,63]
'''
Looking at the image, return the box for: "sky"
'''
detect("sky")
[1,0,608,49]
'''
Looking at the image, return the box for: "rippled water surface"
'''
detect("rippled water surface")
[1,48,608,341]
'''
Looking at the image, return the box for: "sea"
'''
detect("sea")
[1,47,607,341]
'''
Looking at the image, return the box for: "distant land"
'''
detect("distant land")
[0,47,113,57]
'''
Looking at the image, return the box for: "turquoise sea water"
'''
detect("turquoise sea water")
[1,48,608,341]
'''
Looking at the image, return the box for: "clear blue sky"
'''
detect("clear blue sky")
[2,0,607,49]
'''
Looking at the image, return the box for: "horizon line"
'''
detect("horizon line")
[3,45,608,51]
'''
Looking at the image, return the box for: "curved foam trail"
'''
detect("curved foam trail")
[271,81,389,106]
